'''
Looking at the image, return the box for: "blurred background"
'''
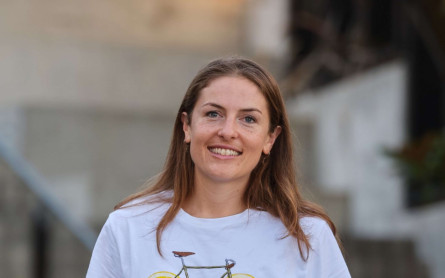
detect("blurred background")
[0,0,444,277]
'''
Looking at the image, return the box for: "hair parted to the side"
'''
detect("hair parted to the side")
[115,57,338,260]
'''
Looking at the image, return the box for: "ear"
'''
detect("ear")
[181,112,191,143]
[262,126,282,155]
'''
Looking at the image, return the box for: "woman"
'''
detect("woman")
[87,57,350,277]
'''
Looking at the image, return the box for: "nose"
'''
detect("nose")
[218,118,238,140]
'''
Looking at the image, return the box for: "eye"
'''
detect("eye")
[206,111,220,118]
[243,116,256,123]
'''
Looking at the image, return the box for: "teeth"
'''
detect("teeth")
[210,148,240,156]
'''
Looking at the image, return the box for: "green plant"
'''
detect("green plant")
[385,132,445,206]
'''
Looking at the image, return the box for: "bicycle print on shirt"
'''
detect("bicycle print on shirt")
[147,251,254,278]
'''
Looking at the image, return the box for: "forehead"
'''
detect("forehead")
[196,76,268,109]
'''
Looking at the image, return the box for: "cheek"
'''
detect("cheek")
[188,130,208,158]
[189,137,201,154]
[252,151,263,166]
[188,143,202,167]
[247,139,267,161]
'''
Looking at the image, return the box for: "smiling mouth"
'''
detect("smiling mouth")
[209,147,241,156]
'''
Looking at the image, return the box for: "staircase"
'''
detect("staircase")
[0,143,95,277]
[344,237,429,277]
[301,182,429,277]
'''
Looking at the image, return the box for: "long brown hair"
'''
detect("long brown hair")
[115,57,337,260]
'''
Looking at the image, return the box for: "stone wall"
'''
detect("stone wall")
[288,61,445,278]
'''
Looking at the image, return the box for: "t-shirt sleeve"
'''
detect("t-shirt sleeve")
[86,215,124,278]
[307,221,351,278]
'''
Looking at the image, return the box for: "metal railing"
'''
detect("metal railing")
[0,137,97,251]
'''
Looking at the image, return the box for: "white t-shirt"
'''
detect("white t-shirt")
[87,197,350,278]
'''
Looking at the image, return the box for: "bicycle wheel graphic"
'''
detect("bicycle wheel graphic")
[148,271,177,278]
[232,274,255,278]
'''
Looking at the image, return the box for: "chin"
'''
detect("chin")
[210,173,248,184]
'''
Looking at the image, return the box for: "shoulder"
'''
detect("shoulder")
[107,191,172,227]
[299,216,332,237]
[299,217,351,277]
[299,216,338,251]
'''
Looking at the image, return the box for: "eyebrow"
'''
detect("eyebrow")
[202,102,263,114]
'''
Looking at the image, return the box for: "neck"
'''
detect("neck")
[182,175,248,218]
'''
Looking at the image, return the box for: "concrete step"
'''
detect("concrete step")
[0,161,91,277]
[343,238,429,278]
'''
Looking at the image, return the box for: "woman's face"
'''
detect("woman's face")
[182,76,281,186]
